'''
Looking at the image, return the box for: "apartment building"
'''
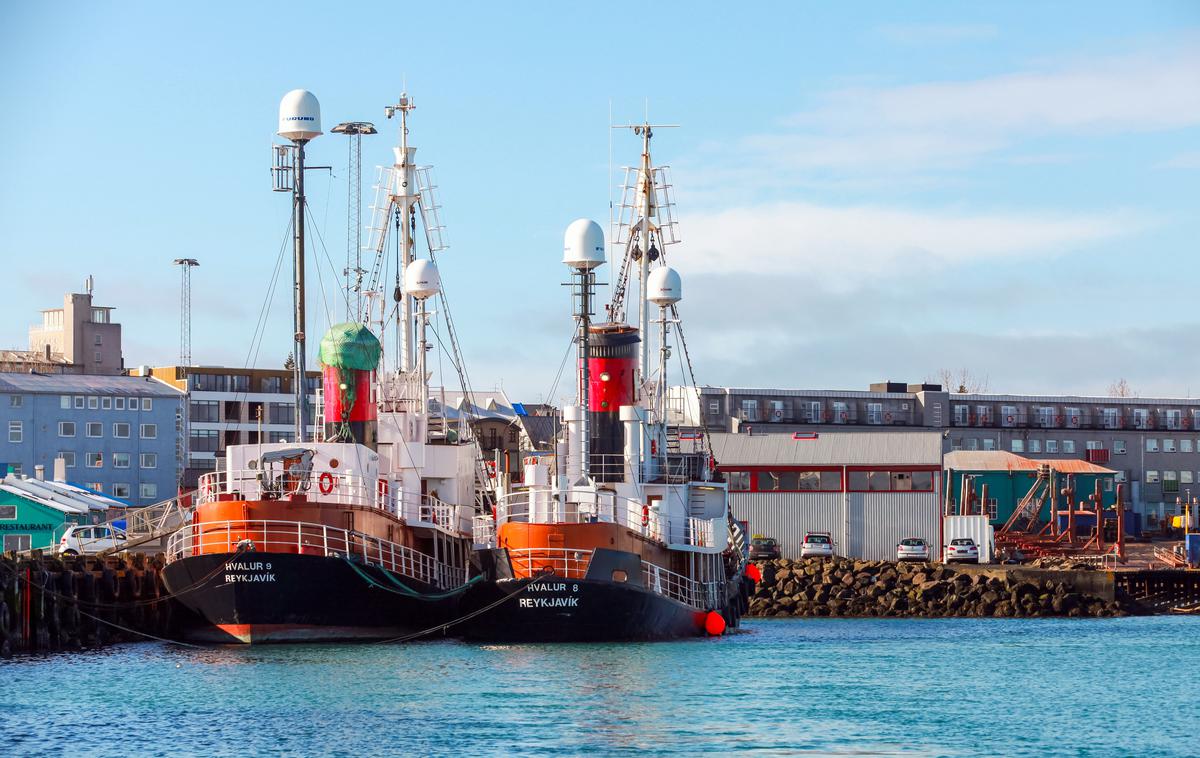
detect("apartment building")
[672,382,1200,525]
[26,278,124,375]
[132,366,319,487]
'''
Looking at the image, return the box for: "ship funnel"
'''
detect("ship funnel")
[318,323,381,448]
[278,89,323,142]
[563,219,606,270]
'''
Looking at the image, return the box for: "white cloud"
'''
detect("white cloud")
[677,202,1148,280]
[1159,150,1200,169]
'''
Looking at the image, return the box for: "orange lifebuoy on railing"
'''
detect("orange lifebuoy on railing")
[1006,415,1015,424]
[884,412,893,422]
[318,471,335,495]
[641,504,650,528]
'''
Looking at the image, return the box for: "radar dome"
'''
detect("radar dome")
[563,219,605,270]
[278,89,322,142]
[646,266,682,306]
[404,259,441,300]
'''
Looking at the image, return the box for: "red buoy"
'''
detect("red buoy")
[745,563,762,583]
[704,611,726,636]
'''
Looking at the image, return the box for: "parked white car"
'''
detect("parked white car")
[800,532,835,558]
[56,524,127,556]
[944,537,980,564]
[896,537,931,562]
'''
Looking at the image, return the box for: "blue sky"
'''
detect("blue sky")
[2,1,1198,401]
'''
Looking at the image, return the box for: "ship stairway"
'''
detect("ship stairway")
[666,426,681,454]
[94,492,197,557]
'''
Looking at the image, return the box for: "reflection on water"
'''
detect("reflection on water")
[1,617,1196,757]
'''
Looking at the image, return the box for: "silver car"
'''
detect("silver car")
[896,537,930,562]
[944,537,980,564]
[799,532,835,558]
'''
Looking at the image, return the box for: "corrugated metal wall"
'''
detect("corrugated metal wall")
[849,492,943,561]
[733,493,844,559]
[943,515,994,563]
[732,491,942,561]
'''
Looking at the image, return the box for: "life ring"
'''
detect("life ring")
[840,412,848,421]
[318,472,335,495]
[884,412,893,422]
[1055,415,1064,425]
[641,504,650,528]
[1006,414,1014,424]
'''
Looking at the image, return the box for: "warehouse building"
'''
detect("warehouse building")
[942,451,1117,528]
[711,430,944,561]
[672,382,1200,529]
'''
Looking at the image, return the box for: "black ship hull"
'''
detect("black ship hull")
[162,551,459,643]
[461,547,746,643]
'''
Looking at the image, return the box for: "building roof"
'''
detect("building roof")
[944,451,1039,472]
[0,476,125,514]
[0,372,183,397]
[943,451,1116,476]
[710,431,943,467]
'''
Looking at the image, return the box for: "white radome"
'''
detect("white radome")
[562,219,605,270]
[647,266,682,306]
[404,259,441,299]
[278,89,322,142]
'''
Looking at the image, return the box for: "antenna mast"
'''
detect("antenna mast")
[173,258,199,365]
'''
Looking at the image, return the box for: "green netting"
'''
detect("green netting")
[318,323,381,370]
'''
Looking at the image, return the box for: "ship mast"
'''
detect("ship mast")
[275,90,324,443]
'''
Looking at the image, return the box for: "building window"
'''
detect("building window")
[1183,439,1194,454]
[982,438,996,451]
[140,453,158,469]
[191,400,220,423]
[85,482,103,492]
[115,397,125,410]
[1146,470,1160,483]
[1183,471,1195,485]
[831,401,849,424]
[7,421,21,443]
[189,430,219,452]
[140,423,157,439]
[740,399,759,422]
[112,483,130,498]
[100,396,111,410]
[112,452,130,469]
[1133,409,1149,430]
[3,535,31,552]
[953,405,969,426]
[140,483,158,500]
[1046,440,1058,453]
[9,395,22,408]
[1164,470,1179,493]
[86,422,103,438]
[268,431,290,443]
[94,334,102,346]
[1114,470,1127,483]
[1011,439,1025,453]
[726,471,750,491]
[804,401,821,423]
[1102,408,1120,429]
[58,451,76,468]
[58,421,76,437]
[1063,440,1076,453]
[1001,405,1018,427]
[85,452,103,468]
[1029,439,1042,453]
[262,376,282,394]
[975,405,992,426]
[966,438,979,451]
[1035,407,1055,428]
[113,422,130,438]
[1146,438,1159,452]
[768,400,787,422]
[1114,440,1127,454]
[268,403,295,425]
[60,395,71,409]
[1166,409,1183,430]
[1165,438,1177,453]
[1086,440,1103,451]
[142,398,153,411]
[867,403,883,425]
[0,505,15,520]
[128,397,138,410]
[88,396,98,409]
[950,438,963,451]
[1064,407,1082,428]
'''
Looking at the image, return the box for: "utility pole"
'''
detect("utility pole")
[332,122,377,322]
[173,258,199,365]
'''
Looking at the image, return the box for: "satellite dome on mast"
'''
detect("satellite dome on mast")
[647,266,682,306]
[277,89,323,142]
[404,259,441,300]
[563,219,606,270]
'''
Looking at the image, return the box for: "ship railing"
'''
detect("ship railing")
[508,547,594,580]
[683,516,715,548]
[642,561,722,609]
[197,469,378,508]
[494,487,666,543]
[165,518,466,590]
[472,515,496,546]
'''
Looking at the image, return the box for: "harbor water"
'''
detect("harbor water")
[2,616,1195,757]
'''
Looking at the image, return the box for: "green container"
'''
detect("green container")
[318,323,381,371]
